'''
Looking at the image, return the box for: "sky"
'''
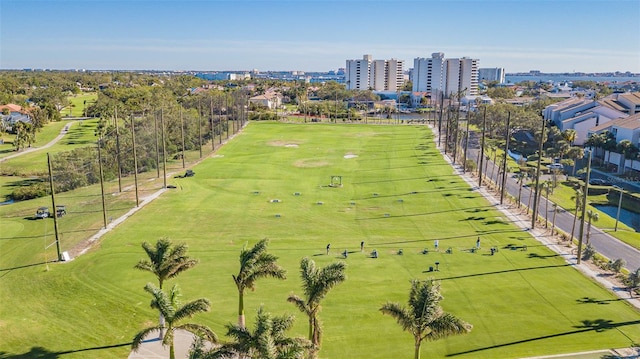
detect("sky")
[1,0,639,73]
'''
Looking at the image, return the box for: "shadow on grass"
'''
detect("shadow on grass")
[576,296,624,305]
[446,319,640,357]
[356,205,496,220]
[0,260,57,273]
[375,230,526,246]
[0,341,131,359]
[438,263,570,281]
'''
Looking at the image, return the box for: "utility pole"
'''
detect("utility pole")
[478,106,486,187]
[130,114,139,207]
[463,113,470,173]
[114,107,122,193]
[97,138,108,229]
[180,107,185,168]
[438,92,444,147]
[500,112,511,204]
[577,150,592,264]
[47,153,62,261]
[160,108,167,189]
[198,102,203,158]
[154,110,160,178]
[531,117,545,229]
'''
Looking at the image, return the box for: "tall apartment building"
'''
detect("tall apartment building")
[411,52,478,98]
[478,67,506,83]
[346,55,404,91]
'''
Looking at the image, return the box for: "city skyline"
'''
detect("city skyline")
[1,0,639,73]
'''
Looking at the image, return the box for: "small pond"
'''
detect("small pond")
[592,204,640,232]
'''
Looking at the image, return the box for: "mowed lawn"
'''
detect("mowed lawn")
[0,122,639,359]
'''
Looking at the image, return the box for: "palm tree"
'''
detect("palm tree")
[628,267,640,298]
[233,239,287,327]
[202,307,313,359]
[132,283,217,359]
[562,129,577,146]
[380,279,472,359]
[135,238,199,289]
[569,188,583,243]
[287,257,347,355]
[135,238,199,336]
[586,210,599,245]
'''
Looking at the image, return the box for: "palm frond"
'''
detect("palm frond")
[380,302,414,332]
[176,323,218,343]
[131,326,161,350]
[423,313,472,342]
[174,298,210,322]
[286,295,310,315]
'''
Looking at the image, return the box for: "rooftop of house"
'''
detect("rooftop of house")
[590,112,640,132]
[618,92,640,105]
[0,104,25,113]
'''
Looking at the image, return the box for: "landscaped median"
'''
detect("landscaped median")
[1,122,639,358]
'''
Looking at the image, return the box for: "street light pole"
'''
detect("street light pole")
[614,185,623,231]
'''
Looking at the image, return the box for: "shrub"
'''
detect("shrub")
[9,182,50,200]
[609,259,626,273]
[582,244,596,261]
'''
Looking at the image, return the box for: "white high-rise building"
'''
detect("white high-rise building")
[345,55,372,90]
[411,52,478,98]
[478,68,506,83]
[346,55,404,91]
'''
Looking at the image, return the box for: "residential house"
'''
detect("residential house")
[600,92,640,115]
[587,112,640,173]
[249,92,281,110]
[543,97,626,145]
[0,104,32,133]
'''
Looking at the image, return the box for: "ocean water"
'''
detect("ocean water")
[505,75,638,84]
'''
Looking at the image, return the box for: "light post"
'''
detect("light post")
[613,185,624,231]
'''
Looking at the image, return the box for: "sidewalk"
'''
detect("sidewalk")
[128,330,199,359]
[434,125,640,311]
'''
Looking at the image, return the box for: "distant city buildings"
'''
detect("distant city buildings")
[478,67,506,83]
[411,52,479,99]
[345,55,405,91]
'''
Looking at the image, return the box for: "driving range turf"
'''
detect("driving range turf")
[0,121,639,358]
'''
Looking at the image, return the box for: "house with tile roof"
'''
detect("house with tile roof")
[0,104,32,133]
[543,97,626,145]
[587,112,640,173]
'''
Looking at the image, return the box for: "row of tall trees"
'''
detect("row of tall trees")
[132,239,470,359]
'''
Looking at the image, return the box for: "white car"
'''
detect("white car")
[546,163,563,170]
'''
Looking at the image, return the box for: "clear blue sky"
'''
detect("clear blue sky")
[1,0,639,73]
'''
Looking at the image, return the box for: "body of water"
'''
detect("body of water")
[592,204,640,232]
[505,75,638,84]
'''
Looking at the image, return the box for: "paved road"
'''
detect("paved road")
[461,130,640,271]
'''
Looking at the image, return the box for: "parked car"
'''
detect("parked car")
[546,163,563,170]
[35,207,50,219]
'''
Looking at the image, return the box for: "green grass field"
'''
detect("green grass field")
[1,122,639,358]
[61,93,98,117]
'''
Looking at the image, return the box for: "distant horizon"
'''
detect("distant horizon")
[2,1,638,73]
[2,68,638,77]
